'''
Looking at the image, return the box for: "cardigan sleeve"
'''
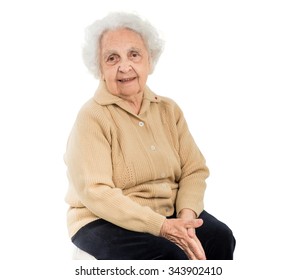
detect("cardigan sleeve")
[64,102,165,236]
[173,104,210,217]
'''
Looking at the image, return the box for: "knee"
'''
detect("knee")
[216,223,236,249]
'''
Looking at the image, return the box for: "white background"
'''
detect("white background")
[0,0,296,278]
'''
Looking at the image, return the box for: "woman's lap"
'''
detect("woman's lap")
[72,218,188,260]
[72,210,235,260]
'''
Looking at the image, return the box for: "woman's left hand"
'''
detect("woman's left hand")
[178,208,206,259]
[160,209,206,260]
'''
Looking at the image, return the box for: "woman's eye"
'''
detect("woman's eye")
[129,51,141,61]
[106,55,119,65]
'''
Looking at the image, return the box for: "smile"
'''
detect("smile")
[118,77,136,83]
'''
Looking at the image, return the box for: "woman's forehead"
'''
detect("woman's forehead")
[100,28,146,50]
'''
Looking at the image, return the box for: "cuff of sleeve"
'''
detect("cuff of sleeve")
[176,201,204,219]
[144,212,166,236]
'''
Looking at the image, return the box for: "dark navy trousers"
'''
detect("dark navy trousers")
[72,210,236,260]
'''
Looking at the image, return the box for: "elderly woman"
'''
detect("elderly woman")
[64,12,235,260]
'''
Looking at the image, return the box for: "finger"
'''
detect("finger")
[177,243,197,260]
[192,237,206,260]
[196,243,206,260]
[186,228,207,260]
[185,218,203,229]
[173,234,206,260]
[187,227,196,238]
[189,239,206,260]
[195,218,204,227]
[185,249,198,260]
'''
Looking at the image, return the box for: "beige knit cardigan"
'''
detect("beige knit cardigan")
[64,82,209,238]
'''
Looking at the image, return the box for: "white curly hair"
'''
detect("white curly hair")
[82,12,165,79]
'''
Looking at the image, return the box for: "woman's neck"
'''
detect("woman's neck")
[120,92,144,115]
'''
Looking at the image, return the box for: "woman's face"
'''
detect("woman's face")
[99,28,151,98]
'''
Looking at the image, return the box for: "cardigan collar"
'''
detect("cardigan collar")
[93,81,161,115]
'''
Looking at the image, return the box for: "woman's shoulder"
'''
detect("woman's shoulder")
[157,94,184,117]
[74,97,111,127]
[159,95,178,107]
[79,95,108,115]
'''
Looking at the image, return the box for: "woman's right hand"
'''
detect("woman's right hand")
[159,218,206,260]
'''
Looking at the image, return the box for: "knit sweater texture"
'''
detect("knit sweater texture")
[64,82,209,238]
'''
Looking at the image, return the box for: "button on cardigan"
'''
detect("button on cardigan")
[64,82,209,238]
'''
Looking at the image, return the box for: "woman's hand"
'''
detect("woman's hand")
[160,210,206,260]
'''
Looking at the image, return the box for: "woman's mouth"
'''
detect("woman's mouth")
[118,77,136,83]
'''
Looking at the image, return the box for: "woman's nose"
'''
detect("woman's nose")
[118,62,132,73]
